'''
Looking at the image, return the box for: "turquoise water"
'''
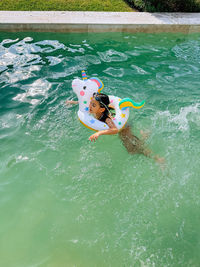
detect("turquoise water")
[0,32,200,267]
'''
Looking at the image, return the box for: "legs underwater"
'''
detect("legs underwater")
[118,125,164,164]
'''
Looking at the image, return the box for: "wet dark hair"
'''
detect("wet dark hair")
[93,93,111,116]
[94,93,110,106]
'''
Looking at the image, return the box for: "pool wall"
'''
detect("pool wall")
[1,11,200,33]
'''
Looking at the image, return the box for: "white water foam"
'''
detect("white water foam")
[13,78,51,105]
[156,103,200,132]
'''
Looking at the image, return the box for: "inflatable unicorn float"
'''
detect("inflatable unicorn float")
[72,71,145,131]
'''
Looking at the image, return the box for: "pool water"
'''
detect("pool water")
[0,32,200,267]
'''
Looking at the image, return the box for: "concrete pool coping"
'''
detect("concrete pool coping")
[1,11,200,33]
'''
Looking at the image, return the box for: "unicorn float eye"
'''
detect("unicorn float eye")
[83,86,87,90]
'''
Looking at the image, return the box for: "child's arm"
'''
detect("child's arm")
[89,118,118,142]
[66,100,78,105]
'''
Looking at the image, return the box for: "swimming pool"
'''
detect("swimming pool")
[0,32,200,266]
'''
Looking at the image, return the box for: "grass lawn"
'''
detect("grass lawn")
[0,0,135,11]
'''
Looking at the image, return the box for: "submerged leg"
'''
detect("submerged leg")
[118,125,144,155]
[119,125,165,164]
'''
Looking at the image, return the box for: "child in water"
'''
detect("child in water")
[66,93,164,163]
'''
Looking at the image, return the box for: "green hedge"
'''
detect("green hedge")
[0,0,134,12]
[126,0,200,12]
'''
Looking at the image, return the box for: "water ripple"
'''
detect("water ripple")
[98,49,128,62]
[13,78,51,105]
[104,67,124,77]
[172,40,200,63]
[34,40,66,53]
[131,64,149,75]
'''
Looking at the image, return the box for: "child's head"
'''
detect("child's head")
[89,93,110,116]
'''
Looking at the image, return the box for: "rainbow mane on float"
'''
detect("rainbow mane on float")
[119,98,145,110]
[81,70,104,92]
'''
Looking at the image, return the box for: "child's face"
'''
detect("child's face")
[89,98,104,115]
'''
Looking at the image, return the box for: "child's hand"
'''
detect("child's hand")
[89,132,100,142]
[66,100,78,105]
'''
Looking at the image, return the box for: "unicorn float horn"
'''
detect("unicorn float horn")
[119,98,145,110]
[82,70,88,80]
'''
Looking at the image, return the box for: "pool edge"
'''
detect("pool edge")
[0,11,200,33]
